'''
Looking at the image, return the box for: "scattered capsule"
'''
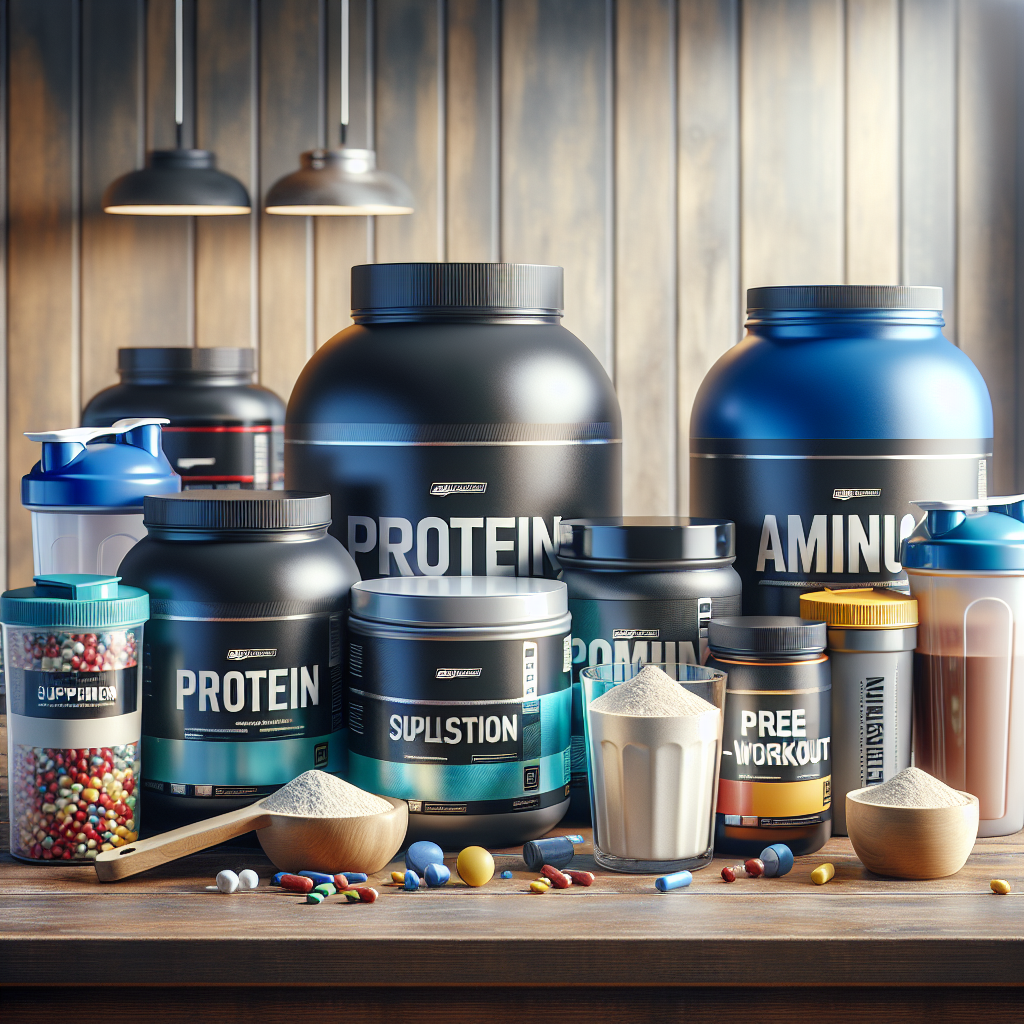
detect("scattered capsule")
[404,869,421,891]
[744,858,765,878]
[204,885,220,891]
[299,870,335,885]
[332,874,352,891]
[216,870,239,894]
[237,869,259,891]
[530,880,550,893]
[655,870,692,892]
[533,877,551,887]
[424,862,451,888]
[456,846,495,887]
[306,891,325,904]
[391,871,406,884]
[406,841,445,875]
[540,864,572,889]
[991,879,1012,895]
[501,870,513,879]
[760,844,794,878]
[721,866,736,883]
[352,886,379,903]
[565,870,594,887]
[314,883,337,897]
[343,890,362,902]
[271,871,288,886]
[279,874,314,894]
[339,872,368,884]
[811,863,835,885]
[523,835,578,871]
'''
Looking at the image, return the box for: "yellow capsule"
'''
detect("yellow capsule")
[391,871,405,884]
[811,863,835,885]
[533,878,551,887]
[530,881,550,893]
[990,879,1012,895]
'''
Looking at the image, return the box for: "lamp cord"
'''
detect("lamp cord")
[175,0,184,148]
[340,0,349,145]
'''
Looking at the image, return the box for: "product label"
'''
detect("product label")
[346,629,571,815]
[163,423,284,490]
[285,422,622,579]
[716,664,832,826]
[141,610,343,793]
[690,438,991,614]
[9,668,135,720]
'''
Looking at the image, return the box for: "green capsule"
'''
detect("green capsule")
[306,892,325,904]
[343,890,361,902]
[313,883,337,897]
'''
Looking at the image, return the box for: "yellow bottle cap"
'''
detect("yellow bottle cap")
[799,588,918,628]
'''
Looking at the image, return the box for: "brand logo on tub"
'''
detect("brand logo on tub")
[833,488,882,501]
[347,515,562,576]
[226,648,277,661]
[754,513,917,575]
[429,482,487,496]
[436,668,483,679]
[612,629,659,640]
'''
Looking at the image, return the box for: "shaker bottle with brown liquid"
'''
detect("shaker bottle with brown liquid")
[904,498,1024,837]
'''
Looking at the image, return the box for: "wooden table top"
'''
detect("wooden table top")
[1,716,1022,995]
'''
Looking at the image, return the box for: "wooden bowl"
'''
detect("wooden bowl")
[257,797,409,874]
[846,788,979,879]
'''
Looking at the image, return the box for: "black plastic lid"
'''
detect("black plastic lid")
[746,285,942,313]
[558,517,735,565]
[708,616,827,657]
[118,347,256,381]
[351,263,563,319]
[144,490,331,531]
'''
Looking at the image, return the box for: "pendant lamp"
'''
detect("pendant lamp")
[265,0,413,216]
[103,0,250,216]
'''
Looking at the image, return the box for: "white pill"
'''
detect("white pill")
[237,869,259,891]
[216,869,240,893]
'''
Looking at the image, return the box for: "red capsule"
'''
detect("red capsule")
[721,866,736,882]
[744,858,765,878]
[332,874,352,891]
[540,864,572,889]
[565,870,595,887]
[279,874,313,894]
[351,886,378,903]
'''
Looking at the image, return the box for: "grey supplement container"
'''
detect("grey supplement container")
[707,616,832,856]
[117,491,359,833]
[557,517,741,820]
[346,576,571,848]
[800,588,917,835]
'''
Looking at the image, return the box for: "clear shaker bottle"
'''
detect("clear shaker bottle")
[904,497,1024,837]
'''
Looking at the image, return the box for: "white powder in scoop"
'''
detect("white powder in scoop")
[260,770,393,818]
[590,663,717,717]
[855,767,971,809]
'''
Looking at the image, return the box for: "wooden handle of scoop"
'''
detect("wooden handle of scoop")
[94,804,273,882]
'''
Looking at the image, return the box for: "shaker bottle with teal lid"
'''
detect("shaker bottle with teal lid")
[22,417,180,576]
[904,497,1024,837]
[2,574,149,863]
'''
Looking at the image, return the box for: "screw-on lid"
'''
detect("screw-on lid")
[901,496,1024,571]
[558,517,734,565]
[1,574,149,629]
[350,577,568,627]
[708,616,827,657]
[144,490,332,531]
[22,418,181,511]
[746,284,943,313]
[799,589,918,628]
[118,346,256,380]
[351,263,563,318]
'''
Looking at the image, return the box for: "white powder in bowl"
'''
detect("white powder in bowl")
[855,766,972,809]
[261,770,394,818]
[589,663,717,717]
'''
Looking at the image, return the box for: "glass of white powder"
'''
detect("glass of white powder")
[580,662,727,873]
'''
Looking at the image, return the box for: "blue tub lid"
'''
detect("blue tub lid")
[22,417,180,511]
[902,496,1024,572]
[1,574,150,629]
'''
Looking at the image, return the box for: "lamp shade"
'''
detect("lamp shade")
[265,148,413,215]
[103,149,251,216]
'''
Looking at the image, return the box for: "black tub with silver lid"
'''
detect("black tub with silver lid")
[558,517,742,819]
[346,576,572,847]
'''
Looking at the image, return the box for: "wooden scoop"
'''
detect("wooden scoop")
[94,796,408,882]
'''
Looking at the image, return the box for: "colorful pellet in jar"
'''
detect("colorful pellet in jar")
[9,628,138,673]
[11,742,139,862]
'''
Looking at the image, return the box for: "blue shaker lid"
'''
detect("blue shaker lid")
[1,574,150,629]
[902,496,1024,571]
[22,418,180,511]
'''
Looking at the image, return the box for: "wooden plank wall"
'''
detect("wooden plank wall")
[4,0,1024,588]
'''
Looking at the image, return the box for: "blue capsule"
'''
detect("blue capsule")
[271,871,288,886]
[298,870,335,885]
[655,871,693,892]
[424,862,450,888]
[501,870,513,879]
[339,871,368,884]
[404,869,421,891]
[760,844,794,878]
[406,841,445,876]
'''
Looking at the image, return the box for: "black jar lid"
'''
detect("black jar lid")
[118,347,256,381]
[557,517,735,567]
[708,616,827,657]
[351,263,563,319]
[144,490,331,531]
